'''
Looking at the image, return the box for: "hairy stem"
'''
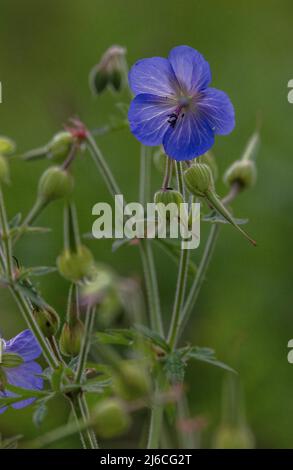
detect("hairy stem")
[0,185,14,279]
[69,393,98,449]
[75,306,96,384]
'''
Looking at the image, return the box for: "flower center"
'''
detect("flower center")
[167,96,192,129]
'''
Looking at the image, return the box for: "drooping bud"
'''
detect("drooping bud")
[224,131,259,190]
[197,151,218,181]
[47,131,74,162]
[57,245,95,283]
[59,320,84,357]
[113,360,151,401]
[38,166,74,203]
[154,188,184,224]
[93,398,130,439]
[184,163,256,246]
[224,160,257,190]
[33,305,60,338]
[0,136,16,156]
[0,155,10,184]
[89,45,127,95]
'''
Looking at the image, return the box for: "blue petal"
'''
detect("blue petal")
[163,111,214,161]
[128,93,176,146]
[168,45,211,94]
[197,87,235,135]
[5,329,42,361]
[5,361,43,410]
[129,57,178,97]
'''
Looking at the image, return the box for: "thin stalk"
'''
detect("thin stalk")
[147,381,164,449]
[13,198,48,244]
[0,185,14,279]
[69,393,97,449]
[162,156,173,190]
[75,307,96,384]
[139,145,151,205]
[167,162,190,349]
[86,131,121,198]
[78,393,99,448]
[178,182,242,339]
[139,240,163,336]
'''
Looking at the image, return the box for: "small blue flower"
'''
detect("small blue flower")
[128,45,235,161]
[0,329,43,414]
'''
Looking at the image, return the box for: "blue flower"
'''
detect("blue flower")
[128,45,235,161]
[0,329,43,413]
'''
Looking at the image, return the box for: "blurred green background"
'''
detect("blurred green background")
[0,0,293,449]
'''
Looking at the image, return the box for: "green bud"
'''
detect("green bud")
[1,353,23,368]
[154,188,184,207]
[197,151,218,181]
[184,163,215,197]
[47,131,74,162]
[33,305,60,338]
[89,45,127,95]
[213,425,255,449]
[38,166,74,202]
[0,136,16,156]
[59,320,84,357]
[93,398,130,439]
[224,160,257,190]
[113,360,151,401]
[57,245,95,282]
[184,163,256,246]
[0,154,10,184]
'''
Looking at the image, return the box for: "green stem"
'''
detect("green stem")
[0,185,14,279]
[75,307,96,384]
[69,393,98,449]
[178,182,242,340]
[10,286,59,369]
[139,240,163,336]
[13,198,48,244]
[162,156,173,190]
[167,162,190,349]
[139,145,151,205]
[147,380,164,449]
[86,131,121,198]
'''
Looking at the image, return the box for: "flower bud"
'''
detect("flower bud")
[38,166,74,202]
[59,320,84,357]
[57,245,95,282]
[33,305,60,338]
[1,353,23,368]
[213,425,255,449]
[47,131,74,162]
[93,398,130,439]
[0,136,16,156]
[0,155,10,184]
[197,151,218,181]
[224,160,257,190]
[113,360,151,401]
[154,188,184,207]
[89,45,127,95]
[184,163,215,197]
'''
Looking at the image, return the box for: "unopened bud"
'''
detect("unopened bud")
[113,360,151,401]
[184,163,214,197]
[0,155,10,184]
[197,151,218,181]
[33,305,60,338]
[224,160,257,190]
[47,131,74,162]
[38,166,74,202]
[89,45,127,95]
[0,136,16,156]
[59,320,84,357]
[93,398,130,439]
[57,245,95,282]
[154,188,184,207]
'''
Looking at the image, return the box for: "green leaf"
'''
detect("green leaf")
[133,324,170,353]
[5,383,48,399]
[19,266,57,279]
[203,211,248,225]
[95,329,135,347]
[184,346,236,373]
[33,400,48,428]
[82,378,112,393]
[0,434,23,449]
